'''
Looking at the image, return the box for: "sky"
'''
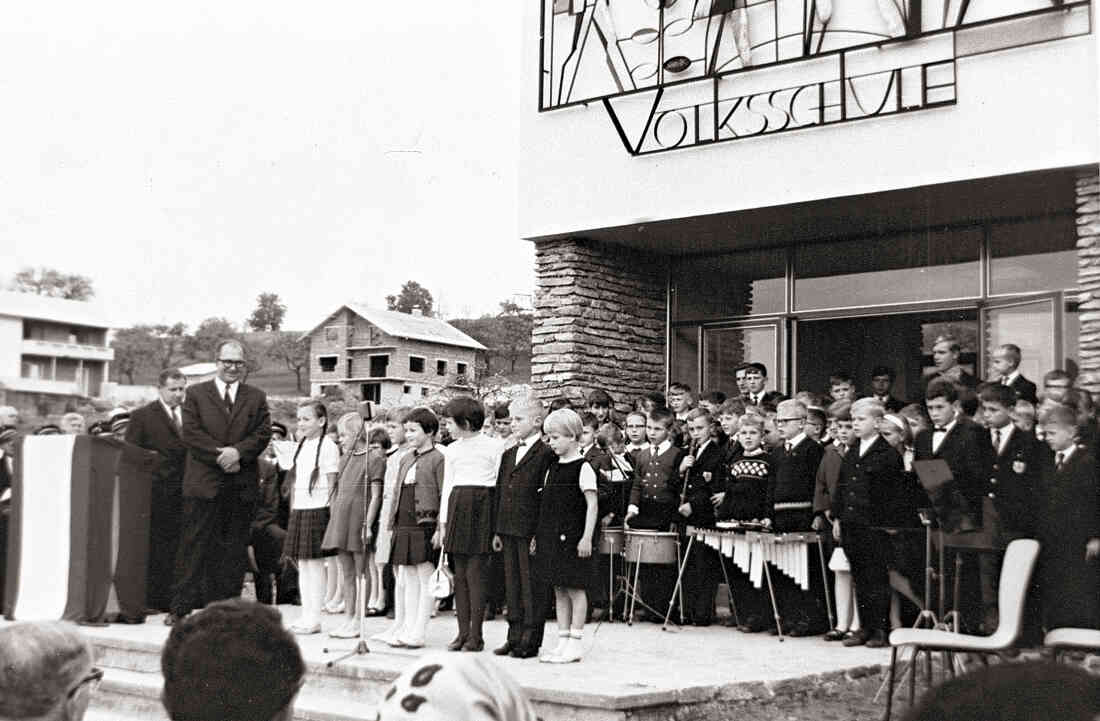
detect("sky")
[1,2,530,331]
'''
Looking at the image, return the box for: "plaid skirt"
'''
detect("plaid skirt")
[284,508,336,560]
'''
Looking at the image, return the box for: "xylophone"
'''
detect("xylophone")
[665,525,835,639]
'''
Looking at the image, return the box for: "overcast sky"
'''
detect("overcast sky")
[2,2,529,330]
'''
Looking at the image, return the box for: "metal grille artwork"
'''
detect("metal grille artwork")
[538,0,1092,155]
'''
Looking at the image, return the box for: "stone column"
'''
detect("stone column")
[1075,165,1100,395]
[531,238,667,414]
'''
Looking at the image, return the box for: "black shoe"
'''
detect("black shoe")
[824,629,847,642]
[493,642,514,656]
[842,630,869,647]
[510,644,537,659]
[462,639,484,652]
[447,637,467,652]
[110,613,146,625]
[865,630,888,648]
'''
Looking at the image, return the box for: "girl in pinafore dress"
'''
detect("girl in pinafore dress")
[321,414,386,638]
[278,400,340,634]
[534,408,598,664]
[383,407,445,648]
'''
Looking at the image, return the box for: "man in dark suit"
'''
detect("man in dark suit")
[492,397,554,659]
[125,368,188,613]
[167,340,271,625]
[741,363,785,409]
[922,336,979,397]
[915,379,989,632]
[990,344,1038,404]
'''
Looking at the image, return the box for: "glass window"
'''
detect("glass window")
[704,325,779,397]
[671,248,786,321]
[409,356,425,373]
[983,299,1056,389]
[989,215,1076,296]
[437,360,447,376]
[794,227,982,310]
[671,326,699,388]
[319,356,337,373]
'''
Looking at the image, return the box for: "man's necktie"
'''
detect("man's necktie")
[992,428,1000,454]
[173,407,182,429]
[1056,452,1065,471]
[784,441,792,454]
[223,386,233,413]
[1002,377,1009,386]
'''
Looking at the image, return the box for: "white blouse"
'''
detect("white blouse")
[280,436,341,510]
[439,434,508,524]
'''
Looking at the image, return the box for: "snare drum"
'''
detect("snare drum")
[623,530,679,565]
[599,528,625,555]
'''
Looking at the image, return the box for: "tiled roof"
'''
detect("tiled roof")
[302,303,486,351]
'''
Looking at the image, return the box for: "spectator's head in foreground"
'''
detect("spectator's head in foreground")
[901,661,1100,721]
[376,651,538,721]
[161,599,304,721]
[0,620,98,721]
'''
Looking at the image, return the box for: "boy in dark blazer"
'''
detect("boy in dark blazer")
[990,344,1038,404]
[492,398,555,658]
[832,399,905,647]
[768,399,827,636]
[250,425,299,606]
[125,369,189,613]
[676,408,726,625]
[169,341,271,624]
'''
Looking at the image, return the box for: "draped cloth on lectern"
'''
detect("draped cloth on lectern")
[2,434,154,622]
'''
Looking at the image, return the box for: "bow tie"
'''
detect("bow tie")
[934,427,947,433]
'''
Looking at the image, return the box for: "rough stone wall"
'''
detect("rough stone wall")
[1077,166,1100,395]
[531,238,667,413]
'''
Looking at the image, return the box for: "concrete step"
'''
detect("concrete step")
[88,667,380,721]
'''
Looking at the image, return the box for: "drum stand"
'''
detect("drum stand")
[663,533,740,631]
[623,538,684,626]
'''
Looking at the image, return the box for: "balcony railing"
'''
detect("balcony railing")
[22,339,114,361]
[0,376,83,395]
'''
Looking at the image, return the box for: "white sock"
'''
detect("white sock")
[298,560,325,627]
[375,567,406,640]
[409,563,435,644]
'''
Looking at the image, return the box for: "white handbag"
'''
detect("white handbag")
[429,553,454,599]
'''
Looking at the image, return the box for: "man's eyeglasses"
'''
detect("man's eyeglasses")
[776,417,805,424]
[67,667,104,699]
[218,360,246,368]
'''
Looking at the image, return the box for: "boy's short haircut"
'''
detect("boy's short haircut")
[997,344,1022,367]
[1043,369,1071,385]
[935,335,962,353]
[1014,399,1036,418]
[404,407,440,436]
[493,403,510,420]
[587,389,613,408]
[747,362,769,376]
[738,414,765,431]
[579,411,600,430]
[1042,403,1078,430]
[870,365,896,381]
[979,383,1017,408]
[850,397,885,418]
[544,408,583,440]
[643,390,667,408]
[829,371,854,387]
[925,378,958,403]
[685,407,713,423]
[806,407,826,428]
[826,399,852,422]
[761,395,785,413]
[162,599,305,721]
[597,422,624,448]
[549,397,574,412]
[385,406,412,423]
[368,426,391,450]
[444,397,485,432]
[648,407,675,428]
[701,390,727,405]
[669,382,693,394]
[718,398,746,417]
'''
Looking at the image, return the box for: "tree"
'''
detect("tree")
[185,317,238,359]
[247,292,287,332]
[386,280,434,316]
[449,300,533,377]
[267,331,310,394]
[12,267,95,300]
[111,327,162,384]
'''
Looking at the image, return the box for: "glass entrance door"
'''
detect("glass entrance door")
[702,321,784,397]
[980,294,1062,385]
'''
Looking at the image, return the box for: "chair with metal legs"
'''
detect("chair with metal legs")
[1043,627,1100,663]
[883,539,1040,721]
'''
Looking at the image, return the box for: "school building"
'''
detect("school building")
[521,0,1099,407]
